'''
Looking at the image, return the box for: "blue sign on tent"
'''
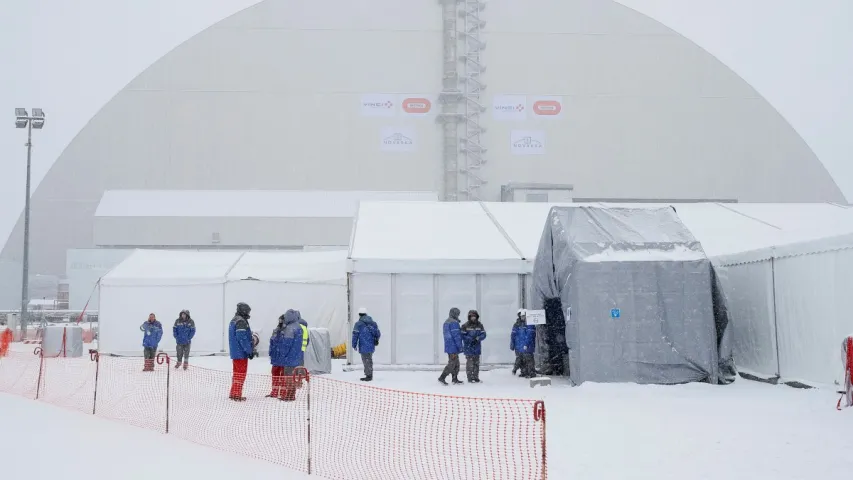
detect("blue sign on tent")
[610,308,621,319]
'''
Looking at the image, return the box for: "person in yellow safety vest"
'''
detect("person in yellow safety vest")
[297,311,309,366]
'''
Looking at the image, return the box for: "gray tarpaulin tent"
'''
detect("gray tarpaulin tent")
[532,206,735,385]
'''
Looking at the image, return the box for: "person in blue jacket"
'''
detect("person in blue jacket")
[510,309,537,378]
[268,309,304,401]
[173,310,196,370]
[439,307,464,385]
[228,302,256,401]
[461,309,487,383]
[139,313,163,372]
[352,307,381,382]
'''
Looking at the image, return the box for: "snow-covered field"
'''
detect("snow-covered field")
[4,342,853,479]
[0,392,308,480]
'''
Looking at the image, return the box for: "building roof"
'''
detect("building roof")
[94,190,438,218]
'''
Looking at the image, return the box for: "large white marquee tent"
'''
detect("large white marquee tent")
[99,249,348,356]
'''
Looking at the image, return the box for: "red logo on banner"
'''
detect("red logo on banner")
[533,100,562,116]
[402,98,432,114]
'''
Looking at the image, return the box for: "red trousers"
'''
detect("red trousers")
[230,359,248,398]
[270,366,285,397]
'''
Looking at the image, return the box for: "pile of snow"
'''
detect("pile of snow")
[583,244,706,262]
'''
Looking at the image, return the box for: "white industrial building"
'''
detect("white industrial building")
[0,0,846,309]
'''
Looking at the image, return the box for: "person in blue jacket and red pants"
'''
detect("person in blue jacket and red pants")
[228,302,256,401]
[268,309,305,401]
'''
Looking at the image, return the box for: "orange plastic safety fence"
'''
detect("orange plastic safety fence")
[0,352,547,480]
[0,351,41,399]
[169,363,309,470]
[310,377,546,480]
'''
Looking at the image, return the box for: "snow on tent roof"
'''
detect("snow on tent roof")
[100,250,244,286]
[480,202,574,259]
[94,190,438,218]
[227,250,347,284]
[349,201,525,274]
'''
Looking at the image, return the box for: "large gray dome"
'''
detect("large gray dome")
[0,0,843,302]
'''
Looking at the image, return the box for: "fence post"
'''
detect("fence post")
[534,400,547,480]
[89,350,100,415]
[33,347,43,400]
[293,366,311,475]
[157,352,171,434]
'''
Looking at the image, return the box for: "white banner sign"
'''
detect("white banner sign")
[492,94,527,121]
[526,310,547,325]
[398,94,435,117]
[531,95,564,118]
[380,126,416,152]
[360,94,396,117]
[511,130,546,155]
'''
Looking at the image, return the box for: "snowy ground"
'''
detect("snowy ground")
[6,342,853,479]
[188,355,853,479]
[0,392,308,480]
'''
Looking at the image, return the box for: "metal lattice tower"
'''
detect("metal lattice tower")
[437,0,463,201]
[460,0,487,200]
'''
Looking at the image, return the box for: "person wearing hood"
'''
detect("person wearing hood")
[268,309,305,401]
[439,308,464,385]
[511,309,525,376]
[510,309,537,378]
[461,310,487,383]
[139,313,163,372]
[173,310,196,370]
[352,307,381,381]
[228,302,256,401]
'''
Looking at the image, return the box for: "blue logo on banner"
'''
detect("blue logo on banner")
[610,308,621,319]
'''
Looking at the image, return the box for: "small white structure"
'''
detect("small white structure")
[98,249,348,356]
[348,201,525,366]
[99,250,242,356]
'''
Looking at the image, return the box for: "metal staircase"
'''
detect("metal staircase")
[437,0,487,201]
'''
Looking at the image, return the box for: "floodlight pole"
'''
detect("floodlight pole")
[20,119,33,340]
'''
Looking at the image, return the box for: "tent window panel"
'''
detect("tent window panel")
[479,274,520,364]
[394,274,435,364]
[350,273,393,365]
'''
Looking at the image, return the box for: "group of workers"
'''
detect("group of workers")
[138,302,310,402]
[138,302,538,399]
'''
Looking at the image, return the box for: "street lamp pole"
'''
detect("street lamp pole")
[15,108,45,341]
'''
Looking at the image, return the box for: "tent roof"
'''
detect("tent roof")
[100,250,244,286]
[349,201,526,274]
[227,250,347,284]
[94,190,438,218]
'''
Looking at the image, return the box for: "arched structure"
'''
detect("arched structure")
[0,0,843,307]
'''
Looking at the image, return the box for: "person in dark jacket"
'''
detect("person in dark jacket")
[228,302,256,401]
[268,309,305,401]
[510,309,537,378]
[140,313,163,372]
[439,308,464,385]
[352,307,381,381]
[173,310,196,370]
[461,310,487,383]
[511,309,525,375]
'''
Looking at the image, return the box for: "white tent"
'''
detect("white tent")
[348,201,525,366]
[99,249,349,356]
[714,232,853,387]
[225,250,348,352]
[99,250,243,356]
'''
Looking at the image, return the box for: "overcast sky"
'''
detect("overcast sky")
[1,0,851,250]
